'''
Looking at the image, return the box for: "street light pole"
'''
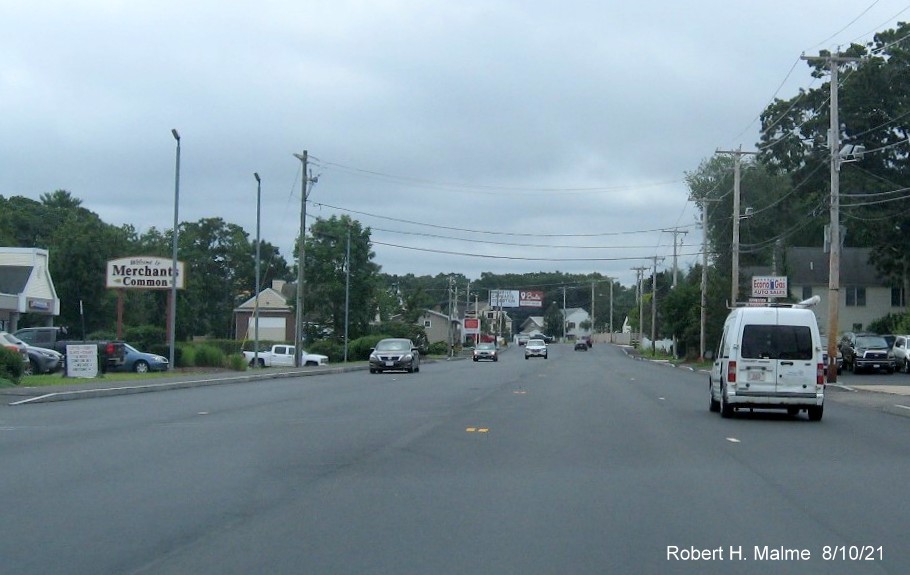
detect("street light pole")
[168,129,180,371]
[253,172,261,368]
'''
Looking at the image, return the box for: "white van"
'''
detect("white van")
[709,299,825,421]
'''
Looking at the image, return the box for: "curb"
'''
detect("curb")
[7,364,370,406]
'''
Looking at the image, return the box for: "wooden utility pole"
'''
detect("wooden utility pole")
[716,146,757,306]
[632,266,648,348]
[802,51,862,383]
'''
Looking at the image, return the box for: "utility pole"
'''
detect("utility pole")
[590,280,595,337]
[632,266,648,348]
[562,285,567,341]
[665,229,688,288]
[650,256,664,355]
[716,146,757,305]
[698,196,721,362]
[447,276,454,358]
[803,51,862,384]
[292,150,316,367]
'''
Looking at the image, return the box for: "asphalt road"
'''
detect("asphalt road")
[2,344,909,575]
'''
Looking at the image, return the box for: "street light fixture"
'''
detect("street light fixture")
[168,129,180,371]
[253,172,261,368]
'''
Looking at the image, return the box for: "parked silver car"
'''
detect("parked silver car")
[1,331,62,374]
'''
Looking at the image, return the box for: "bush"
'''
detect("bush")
[349,335,386,361]
[308,339,343,362]
[226,354,247,371]
[149,344,182,367]
[177,345,196,368]
[427,341,449,355]
[193,345,226,368]
[0,347,24,386]
[123,325,166,349]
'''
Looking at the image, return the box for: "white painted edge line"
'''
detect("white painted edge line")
[726,437,741,443]
[894,404,910,411]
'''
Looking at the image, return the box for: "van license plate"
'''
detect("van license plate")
[748,371,765,382]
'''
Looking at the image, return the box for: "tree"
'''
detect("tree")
[305,215,380,342]
[543,303,562,338]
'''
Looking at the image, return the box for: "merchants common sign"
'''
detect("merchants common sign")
[106,256,185,290]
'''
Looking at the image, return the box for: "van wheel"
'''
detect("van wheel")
[708,381,720,412]
[720,384,734,418]
[807,405,824,421]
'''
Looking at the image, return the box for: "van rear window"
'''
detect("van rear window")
[741,325,813,360]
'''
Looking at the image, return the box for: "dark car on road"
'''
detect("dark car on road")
[574,340,588,351]
[369,338,420,373]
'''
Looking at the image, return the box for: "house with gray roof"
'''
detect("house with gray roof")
[785,247,904,334]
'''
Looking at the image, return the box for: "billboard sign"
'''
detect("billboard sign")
[463,317,480,335]
[490,289,519,308]
[751,276,788,298]
[107,256,185,290]
[520,290,544,308]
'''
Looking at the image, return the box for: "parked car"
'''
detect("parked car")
[109,343,169,373]
[472,342,498,362]
[0,331,31,375]
[819,336,843,375]
[525,338,548,359]
[369,338,420,373]
[574,340,588,351]
[0,331,62,374]
[839,333,895,374]
[892,335,910,373]
[517,335,530,346]
[242,344,328,368]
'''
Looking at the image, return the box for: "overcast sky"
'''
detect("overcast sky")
[3,1,909,289]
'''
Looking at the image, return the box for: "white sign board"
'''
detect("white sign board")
[106,256,185,290]
[66,344,99,378]
[490,289,519,308]
[752,276,788,298]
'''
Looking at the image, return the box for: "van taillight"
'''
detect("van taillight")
[727,361,736,383]
[817,363,825,386]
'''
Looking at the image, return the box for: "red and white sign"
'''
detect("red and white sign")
[751,276,788,298]
[463,317,480,335]
[520,290,544,308]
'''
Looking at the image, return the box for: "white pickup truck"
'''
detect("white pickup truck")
[243,344,329,367]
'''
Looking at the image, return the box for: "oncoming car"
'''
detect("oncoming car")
[525,338,548,359]
[369,338,420,373]
[473,342,498,362]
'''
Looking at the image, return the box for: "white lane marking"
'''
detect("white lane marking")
[726,437,741,443]
[894,404,910,411]
[659,397,665,400]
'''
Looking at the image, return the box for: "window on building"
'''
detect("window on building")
[846,287,866,307]
[802,286,812,300]
[424,320,432,328]
[892,287,906,307]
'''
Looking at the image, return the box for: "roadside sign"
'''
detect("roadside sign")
[66,344,98,378]
[752,276,788,298]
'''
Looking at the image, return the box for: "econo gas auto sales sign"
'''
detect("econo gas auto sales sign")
[106,256,185,290]
[751,276,787,298]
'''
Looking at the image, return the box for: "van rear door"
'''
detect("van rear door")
[740,313,815,397]
[738,318,778,397]
[771,321,816,396]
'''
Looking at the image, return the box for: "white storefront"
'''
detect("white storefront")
[0,248,60,331]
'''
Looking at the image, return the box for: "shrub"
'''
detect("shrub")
[226,354,247,371]
[308,339,343,363]
[349,335,386,361]
[428,341,449,355]
[178,345,196,368]
[0,347,24,385]
[193,345,225,368]
[123,325,166,349]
